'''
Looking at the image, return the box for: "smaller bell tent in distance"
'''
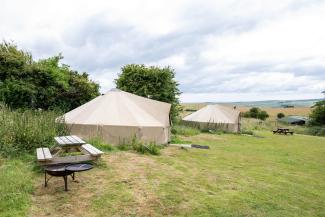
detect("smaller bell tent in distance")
[182,104,240,132]
[59,89,171,145]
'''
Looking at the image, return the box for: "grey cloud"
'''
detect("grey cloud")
[60,6,264,74]
[18,1,324,96]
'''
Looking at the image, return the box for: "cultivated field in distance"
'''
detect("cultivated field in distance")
[181,103,312,119]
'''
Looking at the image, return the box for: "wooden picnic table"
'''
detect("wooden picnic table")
[36,135,103,165]
[273,128,293,135]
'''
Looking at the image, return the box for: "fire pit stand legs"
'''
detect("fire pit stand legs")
[43,163,93,191]
[44,165,74,191]
[44,172,75,191]
[63,175,68,191]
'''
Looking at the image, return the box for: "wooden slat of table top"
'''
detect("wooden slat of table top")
[54,136,71,146]
[65,135,85,144]
[60,136,73,144]
[54,137,66,145]
[64,136,77,144]
[71,135,86,144]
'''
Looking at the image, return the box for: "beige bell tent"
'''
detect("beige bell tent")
[182,104,240,132]
[60,89,171,145]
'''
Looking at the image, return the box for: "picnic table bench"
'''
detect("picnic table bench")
[273,128,293,135]
[36,135,103,165]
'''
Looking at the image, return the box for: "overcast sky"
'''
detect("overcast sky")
[1,0,325,102]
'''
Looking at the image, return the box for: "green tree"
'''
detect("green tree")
[115,64,181,122]
[249,107,261,118]
[243,107,269,120]
[257,110,269,120]
[310,100,325,125]
[277,112,285,119]
[243,107,261,118]
[56,71,100,110]
[0,41,99,111]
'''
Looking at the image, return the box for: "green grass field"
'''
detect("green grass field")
[1,131,324,217]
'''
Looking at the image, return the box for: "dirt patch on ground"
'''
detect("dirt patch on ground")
[28,165,107,217]
[28,152,166,217]
[104,152,166,216]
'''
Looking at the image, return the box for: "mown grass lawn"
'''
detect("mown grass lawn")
[0,156,34,217]
[1,131,324,217]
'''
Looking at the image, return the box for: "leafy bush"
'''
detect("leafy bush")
[132,141,160,155]
[248,107,260,118]
[243,107,269,120]
[240,130,254,135]
[242,112,250,118]
[117,136,161,155]
[309,100,325,125]
[0,105,68,156]
[277,113,285,119]
[117,140,132,151]
[171,125,200,136]
[257,111,269,120]
[316,128,325,136]
[306,126,325,136]
[292,126,325,137]
[170,134,193,144]
[87,137,114,152]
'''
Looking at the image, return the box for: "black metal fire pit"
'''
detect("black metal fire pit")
[66,164,93,172]
[44,163,93,191]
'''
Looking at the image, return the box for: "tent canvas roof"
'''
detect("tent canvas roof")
[182,104,240,124]
[62,89,171,127]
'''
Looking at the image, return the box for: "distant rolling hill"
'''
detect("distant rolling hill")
[218,99,322,108]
